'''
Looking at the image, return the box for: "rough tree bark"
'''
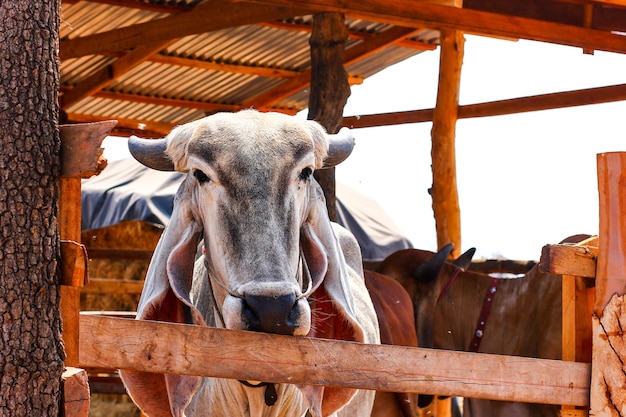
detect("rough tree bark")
[0,2,65,416]
[308,12,351,222]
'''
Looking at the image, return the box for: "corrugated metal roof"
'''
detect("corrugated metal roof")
[59,0,439,136]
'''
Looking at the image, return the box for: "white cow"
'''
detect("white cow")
[120,110,380,417]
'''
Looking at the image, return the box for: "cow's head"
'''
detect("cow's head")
[377,244,475,348]
[121,110,366,417]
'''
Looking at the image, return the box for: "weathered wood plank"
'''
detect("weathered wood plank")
[539,243,598,278]
[60,241,89,287]
[79,315,591,406]
[62,367,90,417]
[591,152,626,416]
[59,120,115,178]
[596,152,626,314]
[82,278,144,294]
[590,294,626,416]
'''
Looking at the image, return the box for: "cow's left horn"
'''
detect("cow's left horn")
[128,136,175,171]
[323,127,355,168]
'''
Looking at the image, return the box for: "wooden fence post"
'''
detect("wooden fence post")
[59,120,115,366]
[590,152,626,416]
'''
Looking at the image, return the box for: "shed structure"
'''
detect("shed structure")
[56,1,626,416]
[60,0,626,254]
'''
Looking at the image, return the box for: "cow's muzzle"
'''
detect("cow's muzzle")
[222,286,312,336]
[242,293,301,335]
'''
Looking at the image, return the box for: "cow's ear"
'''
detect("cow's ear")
[453,247,476,270]
[299,180,378,416]
[120,177,205,417]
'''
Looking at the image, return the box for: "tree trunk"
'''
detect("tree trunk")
[0,2,65,416]
[308,12,351,222]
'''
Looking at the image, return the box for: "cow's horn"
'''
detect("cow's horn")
[412,243,454,283]
[323,127,355,168]
[128,136,175,171]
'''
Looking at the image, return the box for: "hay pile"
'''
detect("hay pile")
[81,220,162,312]
[81,220,163,416]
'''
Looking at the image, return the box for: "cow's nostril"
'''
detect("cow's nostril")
[242,293,299,335]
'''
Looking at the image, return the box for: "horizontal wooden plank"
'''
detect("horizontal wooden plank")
[343,84,626,129]
[79,315,591,406]
[539,244,598,278]
[86,248,154,260]
[249,0,626,54]
[82,278,144,294]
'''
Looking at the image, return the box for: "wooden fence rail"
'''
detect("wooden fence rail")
[79,314,590,407]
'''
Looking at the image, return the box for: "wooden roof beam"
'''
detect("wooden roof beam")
[247,0,626,54]
[242,25,426,108]
[60,0,311,59]
[62,0,192,14]
[465,0,626,34]
[61,41,173,109]
[65,112,176,137]
[88,90,300,115]
[149,54,302,79]
[343,83,626,128]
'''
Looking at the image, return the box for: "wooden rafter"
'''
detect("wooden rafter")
[343,83,626,128]
[66,112,176,137]
[60,1,311,60]
[88,91,270,113]
[62,0,193,14]
[465,0,626,33]
[247,0,626,54]
[242,25,427,108]
[61,40,173,108]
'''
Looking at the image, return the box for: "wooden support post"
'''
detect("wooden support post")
[431,29,464,257]
[590,152,626,416]
[540,237,597,417]
[61,367,90,417]
[307,12,351,222]
[59,120,116,366]
[59,178,84,366]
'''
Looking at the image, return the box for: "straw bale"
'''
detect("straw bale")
[80,221,162,311]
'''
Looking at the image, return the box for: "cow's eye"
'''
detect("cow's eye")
[298,167,313,181]
[193,169,210,184]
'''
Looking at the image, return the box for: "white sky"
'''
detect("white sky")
[331,34,626,260]
[103,34,626,261]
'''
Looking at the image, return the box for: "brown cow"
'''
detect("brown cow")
[364,270,420,417]
[376,239,586,417]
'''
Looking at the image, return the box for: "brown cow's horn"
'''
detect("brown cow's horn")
[323,127,355,168]
[128,136,175,171]
[412,243,454,283]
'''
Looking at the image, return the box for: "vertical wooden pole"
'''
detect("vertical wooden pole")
[308,12,351,222]
[59,120,115,367]
[59,178,83,366]
[590,152,626,416]
[431,30,464,257]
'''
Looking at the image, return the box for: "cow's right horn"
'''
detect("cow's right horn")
[128,136,175,171]
[323,127,355,168]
